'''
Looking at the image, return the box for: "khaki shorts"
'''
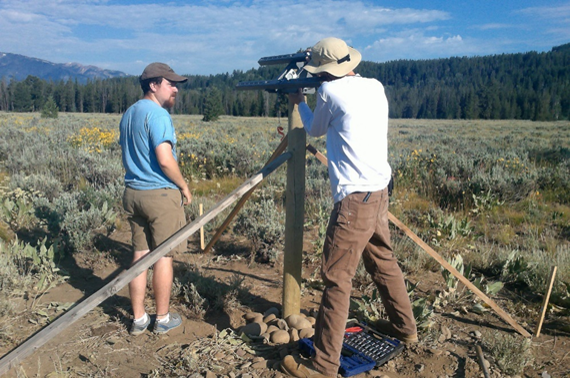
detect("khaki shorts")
[123,187,187,256]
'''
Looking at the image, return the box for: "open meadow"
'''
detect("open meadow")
[0,112,569,377]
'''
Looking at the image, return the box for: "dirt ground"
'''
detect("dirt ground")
[1,227,569,378]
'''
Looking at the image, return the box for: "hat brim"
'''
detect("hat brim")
[163,73,188,83]
[304,46,362,77]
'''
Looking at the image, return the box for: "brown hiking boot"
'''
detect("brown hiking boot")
[280,355,334,378]
[373,319,419,343]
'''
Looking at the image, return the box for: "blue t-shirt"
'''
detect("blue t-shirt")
[119,99,178,190]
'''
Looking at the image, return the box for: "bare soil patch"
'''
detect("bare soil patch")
[1,229,568,378]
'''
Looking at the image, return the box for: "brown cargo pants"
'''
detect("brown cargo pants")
[312,188,417,376]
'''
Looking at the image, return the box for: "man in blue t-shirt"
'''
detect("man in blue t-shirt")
[119,62,191,335]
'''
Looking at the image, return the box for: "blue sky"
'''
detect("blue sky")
[1,0,569,76]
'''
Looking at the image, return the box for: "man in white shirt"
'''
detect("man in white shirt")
[281,37,417,378]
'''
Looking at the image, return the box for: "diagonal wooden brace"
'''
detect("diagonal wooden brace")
[0,152,292,376]
[202,136,289,254]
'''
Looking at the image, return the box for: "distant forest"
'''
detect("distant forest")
[1,43,569,121]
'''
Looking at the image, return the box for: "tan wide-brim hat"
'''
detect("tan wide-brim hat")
[140,62,188,82]
[303,37,362,77]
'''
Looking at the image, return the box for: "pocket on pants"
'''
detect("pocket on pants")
[351,202,378,231]
[337,195,378,232]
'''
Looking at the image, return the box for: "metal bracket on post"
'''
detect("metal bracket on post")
[236,51,324,94]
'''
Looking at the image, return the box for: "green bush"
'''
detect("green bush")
[0,188,38,232]
[9,173,63,201]
[173,265,249,316]
[61,201,117,252]
[41,97,58,119]
[0,237,67,295]
[483,331,533,375]
[34,194,117,252]
[233,197,284,264]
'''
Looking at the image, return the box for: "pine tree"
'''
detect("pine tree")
[202,87,224,122]
[41,96,58,118]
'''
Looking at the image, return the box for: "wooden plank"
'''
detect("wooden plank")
[282,99,306,318]
[202,136,289,254]
[387,213,531,338]
[305,145,532,338]
[0,152,291,376]
[534,265,557,337]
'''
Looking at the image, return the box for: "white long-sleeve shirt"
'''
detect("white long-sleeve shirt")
[299,75,391,203]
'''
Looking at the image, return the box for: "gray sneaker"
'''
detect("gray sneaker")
[130,315,151,336]
[153,312,182,334]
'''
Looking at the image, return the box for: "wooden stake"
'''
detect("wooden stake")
[202,136,289,254]
[0,152,291,376]
[305,145,532,338]
[535,265,557,337]
[199,203,204,250]
[475,345,491,378]
[283,99,306,319]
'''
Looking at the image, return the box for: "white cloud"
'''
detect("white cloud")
[0,0,455,74]
[0,0,560,75]
[515,3,570,49]
[518,3,570,19]
[475,23,514,31]
[365,31,482,62]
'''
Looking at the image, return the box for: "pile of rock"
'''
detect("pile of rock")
[240,307,316,345]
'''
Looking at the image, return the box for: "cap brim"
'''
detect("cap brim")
[164,73,188,83]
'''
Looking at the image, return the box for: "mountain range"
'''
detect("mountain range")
[0,52,129,83]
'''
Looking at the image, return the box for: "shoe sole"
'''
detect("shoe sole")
[154,327,179,334]
[153,318,182,334]
[379,332,418,343]
[280,361,332,378]
[375,321,418,343]
[130,321,150,336]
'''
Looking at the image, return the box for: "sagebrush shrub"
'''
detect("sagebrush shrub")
[483,331,534,375]
[233,197,284,264]
[9,173,63,201]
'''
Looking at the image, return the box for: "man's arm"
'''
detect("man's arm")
[155,142,192,205]
[289,89,329,137]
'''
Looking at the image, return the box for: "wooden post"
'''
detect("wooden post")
[0,152,291,376]
[535,265,557,337]
[199,203,205,250]
[282,99,306,318]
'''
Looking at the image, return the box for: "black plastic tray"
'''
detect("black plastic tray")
[343,321,404,366]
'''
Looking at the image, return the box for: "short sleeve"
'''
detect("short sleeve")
[148,113,175,150]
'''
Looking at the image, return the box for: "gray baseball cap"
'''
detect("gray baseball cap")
[140,62,187,82]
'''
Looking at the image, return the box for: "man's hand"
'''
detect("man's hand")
[156,142,192,206]
[180,184,192,205]
[288,89,305,105]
